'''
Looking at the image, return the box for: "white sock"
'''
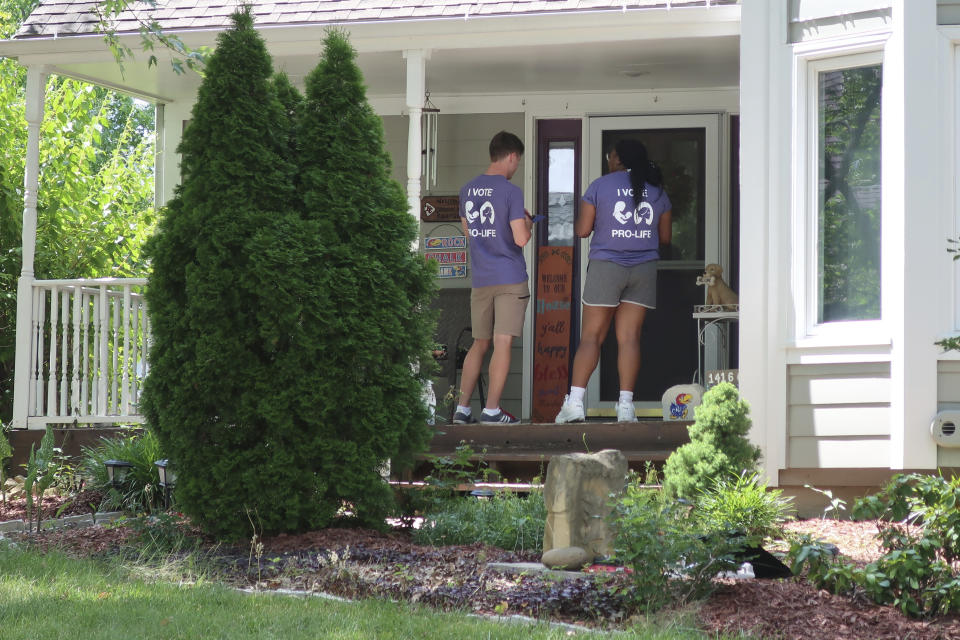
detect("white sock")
[568,386,586,404]
[456,405,472,416]
[481,407,499,415]
[619,390,634,404]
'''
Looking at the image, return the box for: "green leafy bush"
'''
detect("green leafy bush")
[791,473,960,618]
[662,382,761,500]
[81,429,164,513]
[610,477,738,613]
[143,11,436,540]
[695,471,794,547]
[414,490,545,552]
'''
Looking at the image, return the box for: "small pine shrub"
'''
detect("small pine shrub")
[662,382,761,500]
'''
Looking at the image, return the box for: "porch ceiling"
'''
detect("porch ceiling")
[4,34,739,103]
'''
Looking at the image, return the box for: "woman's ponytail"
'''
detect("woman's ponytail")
[614,139,662,205]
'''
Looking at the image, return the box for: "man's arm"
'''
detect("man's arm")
[511,215,532,247]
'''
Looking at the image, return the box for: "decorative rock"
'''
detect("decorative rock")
[541,546,591,571]
[542,449,628,559]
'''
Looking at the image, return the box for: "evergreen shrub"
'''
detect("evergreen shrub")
[143,10,436,539]
[662,382,761,500]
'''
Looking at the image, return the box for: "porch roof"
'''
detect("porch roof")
[16,0,739,39]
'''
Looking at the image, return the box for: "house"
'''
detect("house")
[2,0,958,504]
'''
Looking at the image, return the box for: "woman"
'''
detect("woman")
[555,139,672,423]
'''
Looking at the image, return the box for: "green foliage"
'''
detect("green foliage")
[121,511,202,555]
[610,477,738,613]
[694,471,793,548]
[143,12,436,540]
[414,490,546,552]
[804,483,848,519]
[662,383,760,500]
[0,0,157,420]
[23,426,59,531]
[791,473,960,618]
[81,429,164,513]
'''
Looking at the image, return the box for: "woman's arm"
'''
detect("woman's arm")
[576,201,597,238]
[658,209,672,245]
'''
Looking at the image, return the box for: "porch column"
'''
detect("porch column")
[402,49,431,225]
[885,0,939,469]
[12,66,47,429]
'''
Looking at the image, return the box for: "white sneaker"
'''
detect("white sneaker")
[555,395,585,423]
[616,399,637,423]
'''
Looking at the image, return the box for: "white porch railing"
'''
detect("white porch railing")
[24,278,149,428]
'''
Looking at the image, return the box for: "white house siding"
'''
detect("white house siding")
[383,113,526,419]
[788,0,892,43]
[742,0,949,485]
[937,361,960,466]
[939,0,960,24]
[787,362,891,468]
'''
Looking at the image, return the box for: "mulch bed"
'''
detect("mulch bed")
[4,504,960,639]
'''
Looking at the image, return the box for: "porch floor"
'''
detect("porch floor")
[408,420,692,482]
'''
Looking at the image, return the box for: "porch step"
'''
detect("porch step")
[423,420,692,464]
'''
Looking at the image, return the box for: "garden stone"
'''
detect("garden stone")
[542,449,627,560]
[541,546,590,570]
[0,519,25,533]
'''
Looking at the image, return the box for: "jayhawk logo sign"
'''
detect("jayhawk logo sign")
[670,393,693,419]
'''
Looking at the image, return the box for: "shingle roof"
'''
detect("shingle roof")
[15,0,739,39]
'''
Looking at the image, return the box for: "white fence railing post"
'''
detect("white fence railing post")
[19,278,149,428]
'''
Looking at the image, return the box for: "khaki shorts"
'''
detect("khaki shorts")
[471,281,530,339]
[582,259,657,308]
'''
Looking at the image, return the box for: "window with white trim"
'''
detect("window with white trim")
[812,57,883,325]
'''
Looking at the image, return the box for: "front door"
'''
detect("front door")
[584,115,723,417]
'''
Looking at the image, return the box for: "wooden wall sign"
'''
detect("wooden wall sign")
[532,246,574,423]
[420,196,460,222]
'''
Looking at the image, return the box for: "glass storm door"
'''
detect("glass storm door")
[584,115,723,417]
[531,120,581,423]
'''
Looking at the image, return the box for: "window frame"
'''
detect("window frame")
[792,44,888,348]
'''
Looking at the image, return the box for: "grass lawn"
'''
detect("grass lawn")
[0,546,725,640]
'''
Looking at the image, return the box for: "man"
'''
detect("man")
[453,131,533,425]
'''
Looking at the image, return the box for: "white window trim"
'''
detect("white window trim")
[791,41,888,351]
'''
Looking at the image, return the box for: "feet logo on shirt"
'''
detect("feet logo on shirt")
[613,200,631,225]
[634,201,654,226]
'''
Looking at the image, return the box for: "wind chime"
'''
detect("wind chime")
[421,91,439,190]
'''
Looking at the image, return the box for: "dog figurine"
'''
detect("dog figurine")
[700,264,738,308]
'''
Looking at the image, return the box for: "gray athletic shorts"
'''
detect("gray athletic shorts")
[582,259,657,308]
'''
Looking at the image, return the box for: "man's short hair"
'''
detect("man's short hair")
[489,131,524,161]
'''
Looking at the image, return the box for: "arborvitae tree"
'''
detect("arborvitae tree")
[295,29,436,528]
[662,383,761,500]
[145,13,435,539]
[143,8,311,539]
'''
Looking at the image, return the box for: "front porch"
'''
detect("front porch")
[412,420,692,481]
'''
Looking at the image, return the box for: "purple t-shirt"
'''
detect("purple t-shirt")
[583,171,671,266]
[459,174,528,288]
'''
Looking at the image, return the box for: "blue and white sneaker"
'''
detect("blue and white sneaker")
[452,410,477,424]
[479,408,520,425]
